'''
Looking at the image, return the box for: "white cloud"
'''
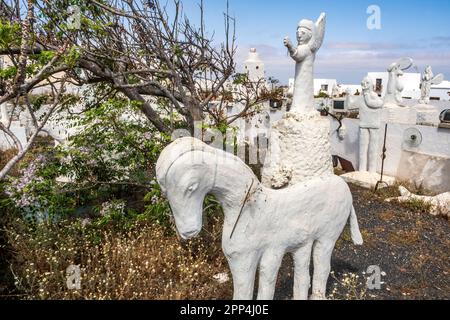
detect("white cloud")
[236,40,450,84]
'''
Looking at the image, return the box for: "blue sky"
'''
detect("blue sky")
[179,0,450,84]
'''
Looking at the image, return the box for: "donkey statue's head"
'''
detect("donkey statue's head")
[156,138,216,240]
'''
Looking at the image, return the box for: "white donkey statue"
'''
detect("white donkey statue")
[156,137,363,300]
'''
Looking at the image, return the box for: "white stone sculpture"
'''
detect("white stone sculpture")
[284,13,326,113]
[156,137,363,300]
[332,84,340,98]
[341,77,397,190]
[387,186,450,218]
[384,57,413,107]
[262,13,332,188]
[415,66,444,126]
[419,66,444,105]
[359,77,384,173]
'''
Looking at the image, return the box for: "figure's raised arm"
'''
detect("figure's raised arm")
[284,36,295,56]
[364,92,384,109]
[310,12,326,52]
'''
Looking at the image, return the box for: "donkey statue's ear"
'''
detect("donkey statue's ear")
[396,57,413,71]
[431,73,444,85]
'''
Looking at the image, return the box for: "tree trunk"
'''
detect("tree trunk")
[186,102,204,135]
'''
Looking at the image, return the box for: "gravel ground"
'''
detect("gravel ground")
[274,184,450,300]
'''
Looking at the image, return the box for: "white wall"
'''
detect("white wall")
[401,99,450,114]
[0,123,27,151]
[331,118,450,193]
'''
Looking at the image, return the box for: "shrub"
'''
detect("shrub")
[4,152,76,223]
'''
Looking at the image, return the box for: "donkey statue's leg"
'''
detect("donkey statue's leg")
[228,251,259,300]
[310,240,334,300]
[293,242,313,300]
[257,249,284,300]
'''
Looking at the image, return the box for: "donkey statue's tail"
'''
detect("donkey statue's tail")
[350,206,364,245]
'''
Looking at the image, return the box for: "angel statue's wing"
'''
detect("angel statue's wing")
[310,12,326,53]
[431,73,444,85]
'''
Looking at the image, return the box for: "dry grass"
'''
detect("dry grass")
[328,271,367,300]
[388,229,421,247]
[335,226,352,249]
[0,148,19,176]
[359,229,376,248]
[378,211,396,222]
[357,180,437,205]
[5,217,232,300]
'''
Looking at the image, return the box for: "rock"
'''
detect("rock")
[341,171,396,190]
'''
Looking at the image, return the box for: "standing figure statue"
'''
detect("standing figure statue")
[384,58,413,107]
[331,84,340,98]
[284,13,326,113]
[359,77,384,173]
[419,66,444,105]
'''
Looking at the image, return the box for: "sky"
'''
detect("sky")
[178,0,450,85]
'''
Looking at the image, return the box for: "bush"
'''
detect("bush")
[0,89,235,300]
[4,152,76,223]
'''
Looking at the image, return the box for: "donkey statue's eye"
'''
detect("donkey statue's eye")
[187,183,199,193]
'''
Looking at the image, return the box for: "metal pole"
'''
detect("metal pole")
[375,124,388,191]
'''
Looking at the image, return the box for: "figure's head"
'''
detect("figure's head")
[297,19,314,44]
[164,154,214,240]
[156,138,214,240]
[387,58,413,77]
[361,77,374,91]
[425,65,433,75]
[387,62,404,76]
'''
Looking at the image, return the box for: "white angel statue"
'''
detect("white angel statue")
[419,66,444,105]
[284,13,326,113]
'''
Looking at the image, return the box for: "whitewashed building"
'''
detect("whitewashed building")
[430,80,450,101]
[367,72,421,100]
[244,48,266,82]
[289,78,340,97]
[313,79,337,96]
[289,78,362,97]
[366,72,450,102]
[339,84,362,95]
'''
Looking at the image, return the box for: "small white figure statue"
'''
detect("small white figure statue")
[419,66,444,105]
[332,84,340,98]
[157,137,363,300]
[359,77,384,173]
[384,58,413,107]
[284,13,326,113]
